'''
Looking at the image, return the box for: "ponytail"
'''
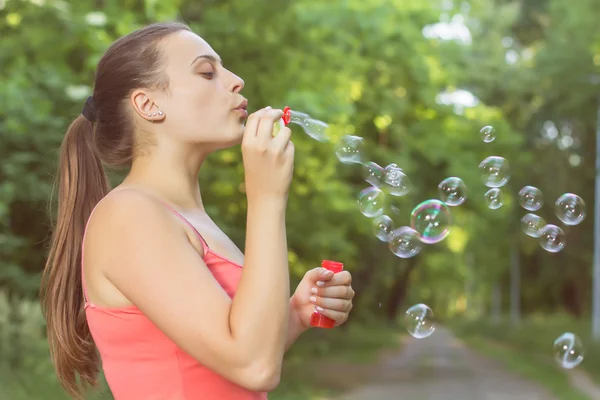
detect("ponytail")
[40,115,110,398]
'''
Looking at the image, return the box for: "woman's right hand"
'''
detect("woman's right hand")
[241,106,295,203]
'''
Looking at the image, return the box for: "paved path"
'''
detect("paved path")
[336,327,560,400]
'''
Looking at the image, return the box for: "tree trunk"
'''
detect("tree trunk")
[510,244,521,326]
[491,282,502,325]
[385,258,419,322]
[562,279,583,317]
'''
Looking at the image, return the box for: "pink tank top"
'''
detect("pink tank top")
[82,192,268,400]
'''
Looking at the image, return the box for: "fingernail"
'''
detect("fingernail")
[311,287,318,294]
[316,306,324,312]
[321,269,329,277]
[316,281,325,287]
[309,296,317,303]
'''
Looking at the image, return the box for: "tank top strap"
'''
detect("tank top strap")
[81,187,210,308]
[156,200,210,253]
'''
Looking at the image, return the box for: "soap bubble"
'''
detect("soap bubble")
[479,156,510,188]
[357,187,385,218]
[521,213,546,238]
[437,177,467,206]
[480,125,495,143]
[539,224,566,253]
[286,109,330,142]
[388,226,422,258]
[362,162,385,187]
[372,215,394,242]
[555,193,586,226]
[410,199,452,244]
[383,164,411,196]
[553,332,584,369]
[518,186,544,211]
[335,135,364,164]
[484,188,503,210]
[301,118,329,142]
[404,304,435,339]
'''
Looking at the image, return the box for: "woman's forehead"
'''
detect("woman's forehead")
[163,30,219,67]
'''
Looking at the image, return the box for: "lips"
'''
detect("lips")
[234,98,248,111]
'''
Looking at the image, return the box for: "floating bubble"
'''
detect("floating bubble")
[555,193,586,226]
[362,162,385,187]
[521,213,546,238]
[372,215,394,242]
[479,156,510,188]
[437,177,467,206]
[335,135,364,164]
[539,224,566,253]
[357,187,385,218]
[383,163,411,196]
[480,125,495,143]
[410,199,452,244]
[302,118,330,142]
[484,188,503,210]
[388,226,422,258]
[404,304,436,339]
[553,332,584,369]
[518,186,543,211]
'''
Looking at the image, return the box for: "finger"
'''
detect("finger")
[243,107,269,140]
[256,109,285,142]
[284,140,295,161]
[310,296,353,313]
[314,271,335,287]
[303,267,334,286]
[270,126,292,153]
[314,306,350,324]
[313,285,355,300]
[316,271,352,288]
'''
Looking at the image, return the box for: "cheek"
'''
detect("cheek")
[170,85,220,122]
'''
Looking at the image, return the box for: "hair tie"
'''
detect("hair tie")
[82,96,97,123]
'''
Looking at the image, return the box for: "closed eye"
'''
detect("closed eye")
[200,72,216,79]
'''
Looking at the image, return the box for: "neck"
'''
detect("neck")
[124,146,208,210]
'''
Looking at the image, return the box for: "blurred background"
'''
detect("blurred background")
[2,0,600,399]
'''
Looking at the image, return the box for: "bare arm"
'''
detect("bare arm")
[93,190,289,391]
[285,300,307,351]
[229,197,290,383]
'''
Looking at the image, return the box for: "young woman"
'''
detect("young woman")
[40,22,355,400]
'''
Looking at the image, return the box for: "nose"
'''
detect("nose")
[228,71,245,93]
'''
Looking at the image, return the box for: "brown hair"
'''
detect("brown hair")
[40,21,190,398]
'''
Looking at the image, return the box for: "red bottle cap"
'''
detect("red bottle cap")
[282,106,291,125]
[321,260,344,273]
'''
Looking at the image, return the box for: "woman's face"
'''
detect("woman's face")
[141,30,248,150]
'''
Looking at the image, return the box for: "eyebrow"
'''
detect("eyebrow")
[190,54,223,66]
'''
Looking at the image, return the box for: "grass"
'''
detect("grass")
[449,314,600,400]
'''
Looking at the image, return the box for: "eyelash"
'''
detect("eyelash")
[200,72,216,79]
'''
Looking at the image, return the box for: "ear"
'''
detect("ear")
[130,89,166,122]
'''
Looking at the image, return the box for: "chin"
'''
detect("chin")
[216,132,243,149]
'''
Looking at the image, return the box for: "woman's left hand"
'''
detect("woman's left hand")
[290,267,355,329]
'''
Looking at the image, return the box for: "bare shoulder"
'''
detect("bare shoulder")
[84,189,204,299]
[90,188,175,236]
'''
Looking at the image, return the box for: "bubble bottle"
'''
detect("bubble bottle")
[310,260,344,329]
[273,106,330,142]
